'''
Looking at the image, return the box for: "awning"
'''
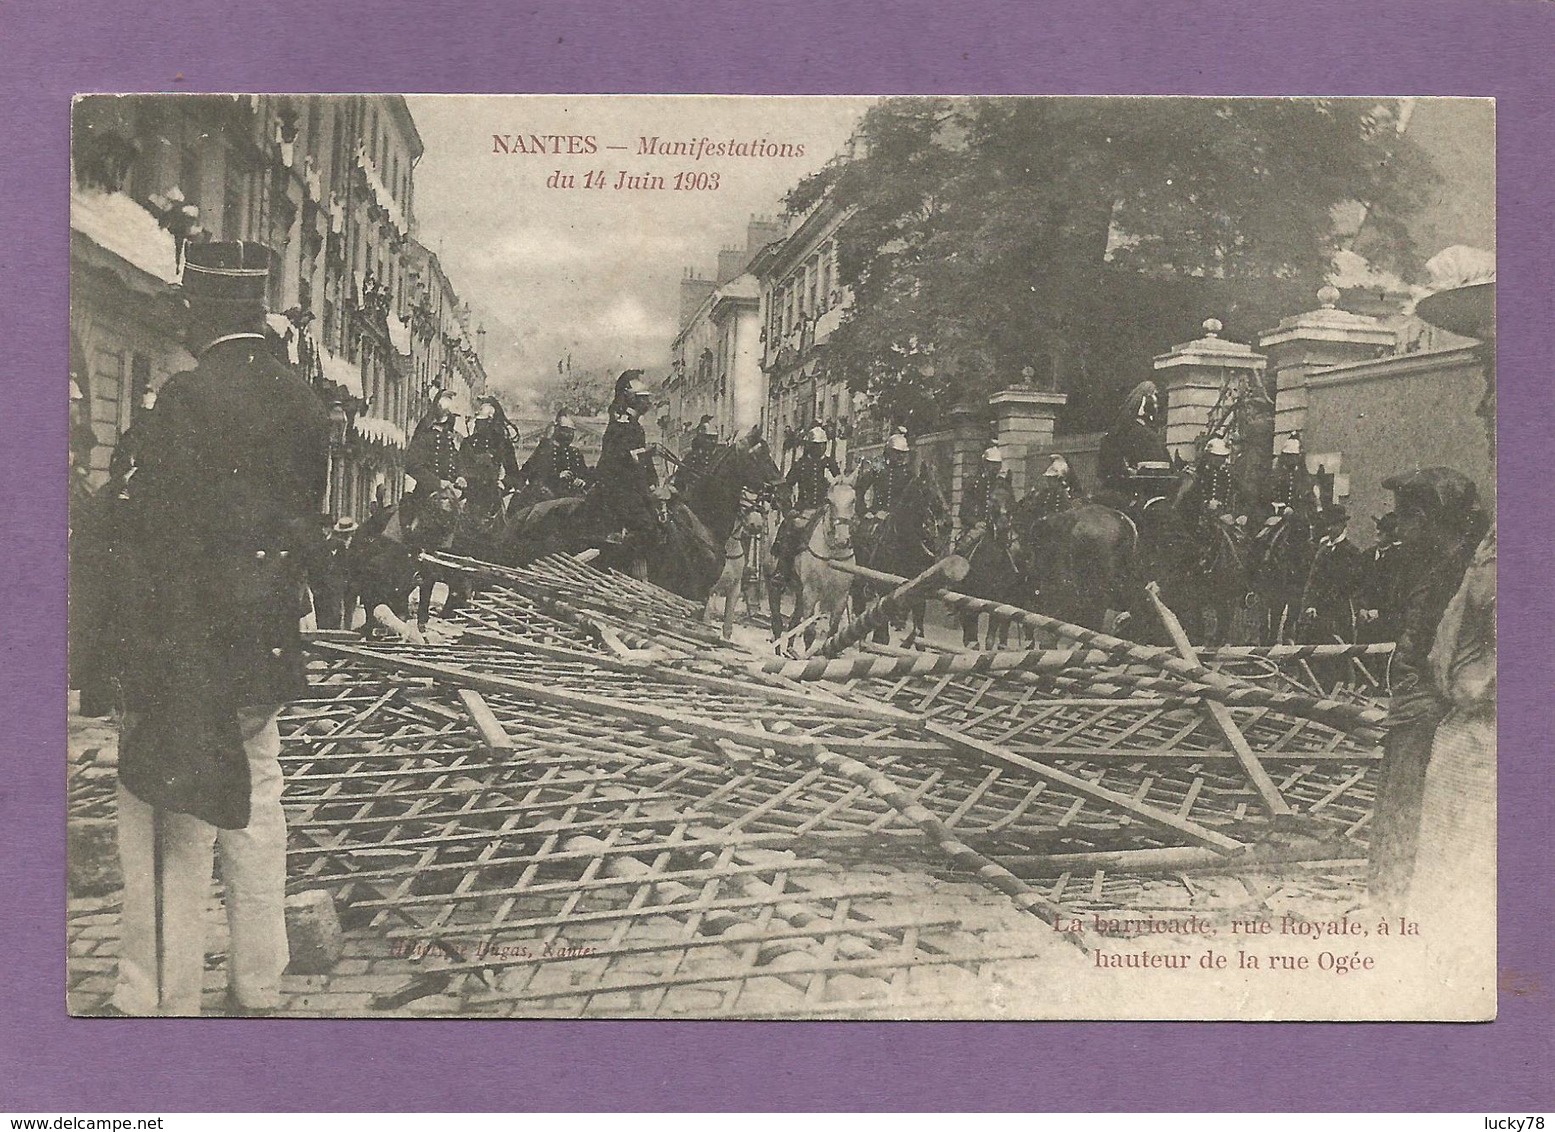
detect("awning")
[320,349,364,397]
[353,414,406,450]
[70,186,180,285]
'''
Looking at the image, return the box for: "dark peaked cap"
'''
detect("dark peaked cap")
[182,241,273,303]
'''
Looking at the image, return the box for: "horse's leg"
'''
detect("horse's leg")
[415,568,432,632]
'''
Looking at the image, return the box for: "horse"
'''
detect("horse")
[703,509,767,632]
[1133,497,1253,647]
[790,476,857,652]
[1250,506,1317,644]
[955,479,1022,650]
[1012,482,1141,635]
[669,428,785,614]
[854,471,953,647]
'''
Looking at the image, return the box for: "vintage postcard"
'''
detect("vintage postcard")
[67,93,1495,1021]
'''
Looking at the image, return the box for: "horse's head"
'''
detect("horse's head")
[822,475,857,552]
[906,473,953,553]
[735,426,785,498]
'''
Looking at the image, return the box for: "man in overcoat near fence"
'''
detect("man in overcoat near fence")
[107,241,330,1016]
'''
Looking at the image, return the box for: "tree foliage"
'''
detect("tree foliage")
[789,97,1439,434]
[539,365,615,417]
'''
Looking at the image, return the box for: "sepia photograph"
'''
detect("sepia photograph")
[66,93,1496,1021]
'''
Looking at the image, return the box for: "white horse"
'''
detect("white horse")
[792,475,857,652]
[704,508,766,637]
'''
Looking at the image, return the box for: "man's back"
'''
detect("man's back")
[135,340,329,547]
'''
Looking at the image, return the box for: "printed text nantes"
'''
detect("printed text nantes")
[493,134,805,159]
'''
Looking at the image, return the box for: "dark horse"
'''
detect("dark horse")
[1012,480,1141,635]
[498,432,780,601]
[668,427,785,605]
[1250,506,1316,644]
[1136,495,1253,646]
[854,471,953,646]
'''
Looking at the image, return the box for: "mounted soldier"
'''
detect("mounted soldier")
[772,424,840,585]
[1268,433,1319,520]
[859,426,913,520]
[673,415,719,492]
[108,240,330,1016]
[1176,434,1245,528]
[518,409,592,500]
[460,395,520,521]
[404,386,465,521]
[1098,380,1170,497]
[595,369,663,546]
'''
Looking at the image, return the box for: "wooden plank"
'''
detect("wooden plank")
[456,688,515,750]
[1144,583,1294,819]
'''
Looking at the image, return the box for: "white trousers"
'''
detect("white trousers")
[113,706,289,1016]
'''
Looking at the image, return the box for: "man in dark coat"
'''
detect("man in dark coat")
[519,411,592,497]
[673,415,719,492]
[404,386,463,518]
[1268,433,1319,519]
[109,241,330,1016]
[1098,380,1170,494]
[960,444,1014,535]
[1366,467,1482,913]
[772,424,840,583]
[1357,512,1403,643]
[460,396,521,520]
[859,427,912,518]
[594,370,661,542]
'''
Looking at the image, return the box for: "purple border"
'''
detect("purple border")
[6,0,1552,1112]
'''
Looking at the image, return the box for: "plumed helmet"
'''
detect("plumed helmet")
[1382,467,1479,528]
[887,431,909,453]
[615,369,652,399]
[1204,436,1232,457]
[807,425,828,444]
[983,445,1003,463]
[1121,381,1161,427]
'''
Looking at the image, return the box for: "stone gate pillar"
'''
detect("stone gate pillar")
[1259,284,1396,448]
[991,387,1068,499]
[1153,318,1267,464]
[949,404,991,536]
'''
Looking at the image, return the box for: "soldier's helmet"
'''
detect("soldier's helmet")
[887,428,909,454]
[554,412,577,434]
[983,445,1003,464]
[807,425,828,445]
[1280,433,1304,456]
[615,369,652,400]
[1203,436,1232,458]
[1044,454,1071,477]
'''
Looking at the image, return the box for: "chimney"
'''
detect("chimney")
[716,247,745,285]
[746,215,785,255]
[680,271,718,327]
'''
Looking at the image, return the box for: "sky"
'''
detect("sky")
[405,96,869,412]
